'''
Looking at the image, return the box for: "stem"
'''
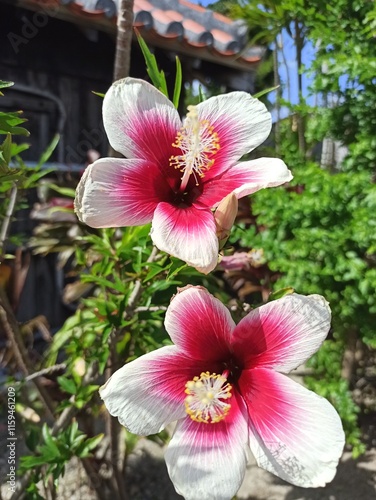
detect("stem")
[0,183,17,259]
[113,0,134,82]
[0,289,55,420]
[23,364,67,383]
[273,41,281,157]
[105,245,159,498]
[294,19,306,154]
[9,362,99,500]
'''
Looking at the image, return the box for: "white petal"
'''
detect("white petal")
[232,157,293,198]
[165,391,249,500]
[196,91,272,179]
[103,77,181,160]
[240,368,345,487]
[74,158,168,227]
[100,346,192,435]
[200,157,293,207]
[232,293,332,373]
[151,202,219,274]
[164,286,235,361]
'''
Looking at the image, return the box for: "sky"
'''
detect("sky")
[190,0,317,113]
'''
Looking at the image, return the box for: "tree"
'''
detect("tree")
[113,0,135,82]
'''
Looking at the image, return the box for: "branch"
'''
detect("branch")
[0,183,17,258]
[0,289,55,420]
[9,362,99,500]
[24,363,67,383]
[105,245,159,499]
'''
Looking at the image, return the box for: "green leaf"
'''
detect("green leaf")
[167,257,188,280]
[57,375,77,395]
[0,80,13,96]
[253,85,280,99]
[76,433,104,458]
[48,183,76,198]
[136,30,169,97]
[0,110,29,136]
[92,91,105,98]
[172,56,182,109]
[21,455,52,468]
[35,133,60,169]
[0,80,14,89]
[0,133,12,165]
[268,287,295,301]
[41,424,60,458]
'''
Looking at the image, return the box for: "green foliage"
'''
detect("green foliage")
[231,128,375,451]
[20,422,103,478]
[225,0,376,455]
[305,341,366,457]
[303,0,376,173]
[136,31,182,108]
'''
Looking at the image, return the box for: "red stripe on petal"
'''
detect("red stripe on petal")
[195,92,272,183]
[200,157,292,208]
[239,368,344,488]
[165,390,249,500]
[103,78,181,171]
[165,286,235,362]
[100,346,218,436]
[75,158,171,228]
[232,294,331,372]
[151,202,219,273]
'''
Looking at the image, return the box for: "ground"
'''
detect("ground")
[2,430,375,500]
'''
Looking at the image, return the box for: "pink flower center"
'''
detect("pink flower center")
[184,371,232,424]
[169,105,220,193]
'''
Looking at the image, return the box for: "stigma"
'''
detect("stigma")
[170,105,220,192]
[184,371,232,424]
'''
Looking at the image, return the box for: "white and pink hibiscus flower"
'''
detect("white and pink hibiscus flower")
[100,286,345,500]
[74,78,292,273]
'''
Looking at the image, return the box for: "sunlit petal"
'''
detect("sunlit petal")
[165,286,235,361]
[165,391,249,500]
[240,368,345,487]
[74,158,169,227]
[103,77,180,165]
[100,346,211,435]
[151,202,219,273]
[232,294,331,372]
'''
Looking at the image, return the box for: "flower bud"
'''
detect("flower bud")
[214,193,238,250]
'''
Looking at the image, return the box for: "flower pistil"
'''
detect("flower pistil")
[184,371,232,424]
[170,105,220,192]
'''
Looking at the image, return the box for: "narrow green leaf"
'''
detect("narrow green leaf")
[35,133,60,169]
[76,433,104,458]
[172,56,182,109]
[0,80,14,89]
[268,287,295,301]
[41,424,60,457]
[136,30,169,97]
[0,81,14,96]
[0,124,29,136]
[198,85,206,103]
[10,142,30,157]
[167,257,187,280]
[48,183,76,198]
[0,171,23,183]
[92,91,105,98]
[253,85,280,99]
[0,133,12,165]
[69,420,79,443]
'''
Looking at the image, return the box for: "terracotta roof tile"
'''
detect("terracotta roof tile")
[18,0,265,71]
